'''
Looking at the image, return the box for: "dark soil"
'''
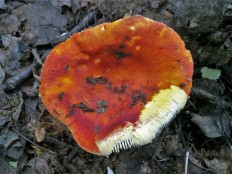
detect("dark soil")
[0,0,232,174]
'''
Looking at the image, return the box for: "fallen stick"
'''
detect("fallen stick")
[51,9,101,45]
[3,62,36,92]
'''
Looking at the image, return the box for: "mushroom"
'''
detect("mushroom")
[39,15,193,156]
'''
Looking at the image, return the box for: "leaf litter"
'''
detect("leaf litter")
[0,0,232,173]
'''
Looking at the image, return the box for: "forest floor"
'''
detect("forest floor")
[0,0,232,174]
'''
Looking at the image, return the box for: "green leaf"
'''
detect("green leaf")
[9,161,18,168]
[201,67,221,80]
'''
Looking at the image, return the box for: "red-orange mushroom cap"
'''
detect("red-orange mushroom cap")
[40,15,193,155]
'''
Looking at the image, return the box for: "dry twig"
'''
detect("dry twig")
[3,62,36,92]
[51,9,101,45]
[12,128,56,155]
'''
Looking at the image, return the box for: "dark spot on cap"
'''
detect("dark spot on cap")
[113,84,127,94]
[94,125,99,133]
[119,44,126,49]
[112,50,132,59]
[96,100,108,114]
[66,108,75,118]
[86,76,96,84]
[86,76,112,89]
[71,104,78,108]
[78,102,94,112]
[131,90,147,107]
[57,83,62,87]
[125,36,130,40]
[57,92,65,101]
[65,104,78,117]
[151,87,156,91]
[180,83,186,88]
[64,64,69,71]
